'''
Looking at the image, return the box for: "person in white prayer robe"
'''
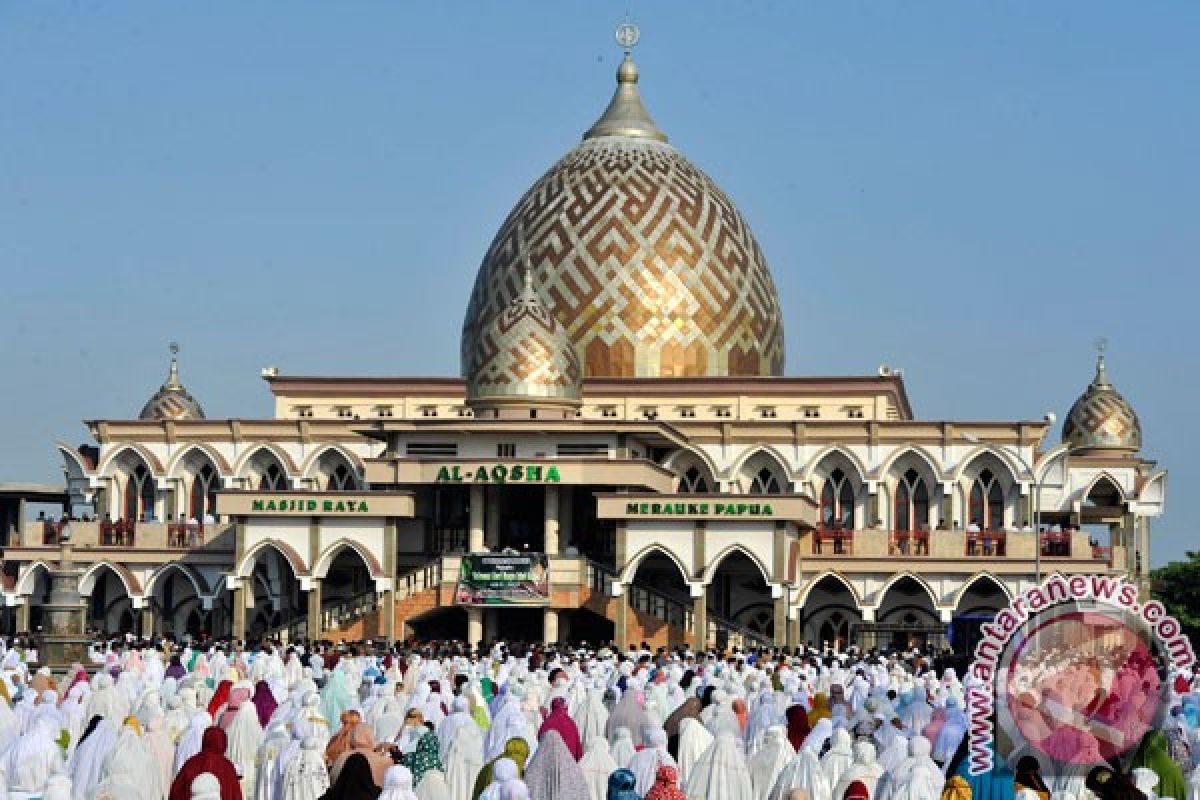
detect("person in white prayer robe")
[69,716,119,800]
[767,742,832,800]
[832,740,883,799]
[575,679,609,747]
[415,769,452,800]
[224,697,264,798]
[280,737,330,800]
[819,727,854,789]
[578,735,617,800]
[174,712,214,775]
[1,714,66,800]
[676,717,714,787]
[0,694,22,754]
[443,710,486,800]
[627,727,677,797]
[685,731,755,800]
[44,772,73,800]
[254,719,291,800]
[85,674,130,725]
[876,736,943,800]
[609,726,636,770]
[95,724,164,800]
[436,696,473,762]
[749,726,795,800]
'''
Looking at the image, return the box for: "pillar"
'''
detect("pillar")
[384,517,397,643]
[692,588,708,651]
[774,594,788,647]
[615,586,629,649]
[307,580,322,642]
[469,485,485,552]
[544,486,559,554]
[141,606,155,639]
[232,587,246,641]
[559,489,573,549]
[467,607,483,647]
[486,488,500,549]
[16,601,30,633]
[543,608,560,644]
[789,614,802,650]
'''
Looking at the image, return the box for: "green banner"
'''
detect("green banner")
[455,553,550,606]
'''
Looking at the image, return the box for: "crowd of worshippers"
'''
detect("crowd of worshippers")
[0,635,1195,800]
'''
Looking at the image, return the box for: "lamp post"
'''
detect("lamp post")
[962,418,1054,585]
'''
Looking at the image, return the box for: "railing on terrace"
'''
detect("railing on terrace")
[708,610,775,651]
[167,523,205,547]
[812,528,854,555]
[1040,532,1072,557]
[100,521,137,546]
[889,530,930,556]
[1092,544,1113,563]
[396,560,442,601]
[320,588,380,633]
[965,530,1006,557]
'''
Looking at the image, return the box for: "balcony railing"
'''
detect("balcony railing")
[889,530,930,556]
[100,521,137,546]
[1092,544,1113,564]
[965,530,1006,557]
[1040,532,1072,557]
[167,523,205,548]
[812,528,854,555]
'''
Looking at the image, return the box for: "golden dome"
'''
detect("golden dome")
[465,265,582,414]
[139,344,205,421]
[1062,352,1142,453]
[461,52,785,379]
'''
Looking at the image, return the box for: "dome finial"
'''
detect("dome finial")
[583,22,667,143]
[1093,336,1111,388]
[166,341,182,389]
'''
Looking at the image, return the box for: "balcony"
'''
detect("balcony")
[812,528,854,555]
[965,530,1007,557]
[7,520,232,553]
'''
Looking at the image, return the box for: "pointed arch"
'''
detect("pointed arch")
[702,543,773,585]
[620,544,692,586]
[231,443,299,481]
[1137,471,1167,506]
[1033,445,1069,485]
[796,570,862,607]
[79,561,143,599]
[56,442,94,477]
[952,572,1013,611]
[952,445,1024,483]
[876,445,943,482]
[801,445,868,485]
[165,443,232,479]
[312,539,385,581]
[15,561,53,596]
[298,444,366,486]
[727,445,793,484]
[662,447,720,492]
[235,538,309,579]
[145,562,211,600]
[96,443,165,478]
[872,571,940,611]
[1081,471,1128,505]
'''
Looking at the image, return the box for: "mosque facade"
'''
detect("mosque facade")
[0,41,1166,654]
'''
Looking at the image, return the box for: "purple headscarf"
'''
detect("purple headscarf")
[251,680,278,728]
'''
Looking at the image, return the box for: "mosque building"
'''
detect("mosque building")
[0,33,1166,654]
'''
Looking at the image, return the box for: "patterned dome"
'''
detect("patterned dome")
[461,53,785,379]
[139,345,205,421]
[1062,353,1141,453]
[465,266,582,411]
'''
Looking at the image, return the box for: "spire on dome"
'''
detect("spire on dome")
[583,23,668,143]
[165,341,183,389]
[139,342,205,420]
[1092,336,1111,389]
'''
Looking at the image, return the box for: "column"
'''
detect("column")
[486,488,500,549]
[789,614,802,650]
[16,601,30,633]
[544,486,559,555]
[774,593,788,648]
[543,608,560,644]
[232,587,246,641]
[468,485,485,552]
[141,606,155,639]
[615,586,629,649]
[307,580,322,642]
[467,607,483,648]
[559,489,573,550]
[692,589,708,651]
[384,518,397,643]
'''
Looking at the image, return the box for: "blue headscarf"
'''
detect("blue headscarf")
[607,768,641,800]
[954,740,1015,800]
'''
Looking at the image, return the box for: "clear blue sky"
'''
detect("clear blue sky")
[2,3,1195,564]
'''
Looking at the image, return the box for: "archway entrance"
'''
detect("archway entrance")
[152,568,205,639]
[245,547,302,640]
[708,551,773,643]
[321,548,377,632]
[801,575,862,651]
[85,567,135,636]
[951,576,1009,656]
[871,576,942,651]
[629,551,691,648]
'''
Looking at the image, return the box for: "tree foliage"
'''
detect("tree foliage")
[1151,551,1200,648]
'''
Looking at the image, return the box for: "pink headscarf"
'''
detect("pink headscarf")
[537,697,582,760]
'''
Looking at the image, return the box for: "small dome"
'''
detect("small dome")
[465,266,582,413]
[1062,351,1141,453]
[139,344,205,421]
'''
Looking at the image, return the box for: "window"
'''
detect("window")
[599,405,619,418]
[758,406,777,418]
[970,468,1005,530]
[680,466,709,493]
[375,405,394,418]
[405,442,458,457]
[190,464,219,519]
[124,464,156,521]
[419,405,438,417]
[677,406,696,418]
[259,463,288,491]
[894,468,929,531]
[293,406,313,418]
[803,406,821,419]
[845,406,865,419]
[335,406,353,418]
[820,468,855,529]
[640,406,659,420]
[557,443,608,456]
[713,406,732,418]
[497,443,516,459]
[455,406,473,418]
[327,464,356,491]
[750,466,783,495]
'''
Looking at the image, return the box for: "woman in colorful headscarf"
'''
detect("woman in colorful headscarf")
[169,727,243,800]
[523,730,590,800]
[326,710,366,767]
[808,694,832,728]
[1131,729,1187,800]
[330,722,393,788]
[785,704,812,753]
[207,680,232,719]
[252,680,278,728]
[644,765,685,800]
[402,723,445,787]
[606,769,641,800]
[536,697,582,760]
[473,738,531,800]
